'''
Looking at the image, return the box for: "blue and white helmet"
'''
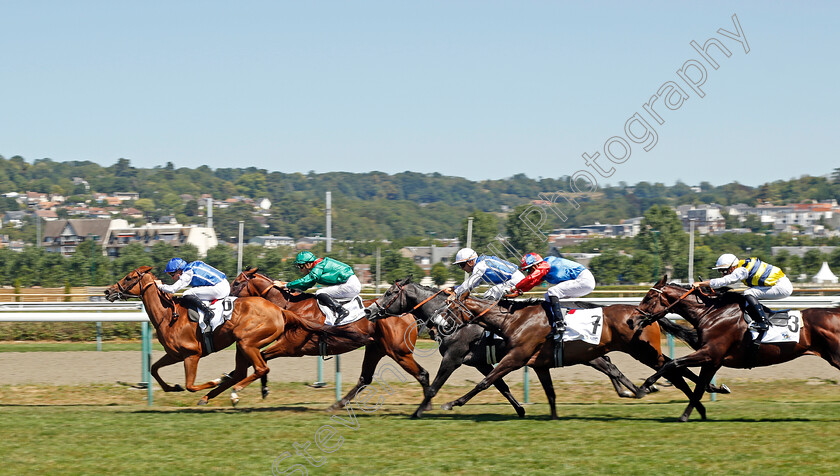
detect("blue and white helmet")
[165,257,187,273]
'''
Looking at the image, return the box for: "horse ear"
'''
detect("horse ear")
[138,265,153,273]
[405,275,413,284]
[655,275,667,286]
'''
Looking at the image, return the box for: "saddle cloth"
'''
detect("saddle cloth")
[317,295,366,326]
[560,308,604,345]
[189,297,236,334]
[749,310,802,344]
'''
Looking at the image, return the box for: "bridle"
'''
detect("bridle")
[112,269,156,300]
[368,281,446,319]
[635,285,699,326]
[234,271,274,299]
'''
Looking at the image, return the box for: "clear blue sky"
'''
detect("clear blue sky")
[1,1,837,186]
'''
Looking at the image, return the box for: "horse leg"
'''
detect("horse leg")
[199,347,251,405]
[628,341,708,417]
[182,354,225,394]
[328,345,384,412]
[441,348,532,412]
[665,356,731,394]
[150,353,186,392]
[585,356,643,399]
[533,366,558,420]
[637,347,716,397]
[383,348,431,411]
[474,362,525,418]
[411,351,467,419]
[229,342,271,406]
[678,364,718,422]
[261,374,269,400]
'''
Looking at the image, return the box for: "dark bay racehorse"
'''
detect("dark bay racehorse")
[633,276,840,421]
[366,278,657,418]
[369,278,725,419]
[223,268,431,412]
[104,266,329,406]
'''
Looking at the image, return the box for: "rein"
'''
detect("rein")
[450,297,499,323]
[636,285,698,323]
[117,270,156,299]
[371,282,446,318]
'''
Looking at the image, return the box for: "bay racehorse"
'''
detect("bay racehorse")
[633,275,840,421]
[222,268,431,412]
[104,266,330,406]
[365,277,659,418]
[369,278,726,419]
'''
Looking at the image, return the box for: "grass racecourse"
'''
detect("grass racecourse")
[3,376,840,475]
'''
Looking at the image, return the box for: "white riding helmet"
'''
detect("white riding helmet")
[453,247,478,264]
[713,253,739,270]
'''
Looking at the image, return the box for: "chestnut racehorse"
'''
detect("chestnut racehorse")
[104,266,328,406]
[222,268,431,411]
[371,279,726,419]
[633,276,840,421]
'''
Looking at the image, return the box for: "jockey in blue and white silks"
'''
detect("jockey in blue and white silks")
[158,258,229,319]
[451,248,524,301]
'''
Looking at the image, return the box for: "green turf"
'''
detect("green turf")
[2,381,840,475]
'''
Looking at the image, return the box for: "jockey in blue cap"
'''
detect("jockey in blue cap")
[158,257,229,320]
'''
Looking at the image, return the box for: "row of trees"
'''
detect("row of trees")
[3,156,840,244]
[580,206,840,284]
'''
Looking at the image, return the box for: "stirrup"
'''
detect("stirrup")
[750,321,769,331]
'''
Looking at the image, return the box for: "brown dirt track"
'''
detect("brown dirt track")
[2,343,839,387]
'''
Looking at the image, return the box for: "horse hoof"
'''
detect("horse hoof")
[441,402,454,411]
[619,390,635,399]
[634,388,647,399]
[230,391,240,407]
[647,384,660,394]
[717,383,731,394]
[678,414,690,422]
[197,399,208,406]
[411,411,423,419]
[261,387,270,399]
[172,384,185,392]
[516,407,526,418]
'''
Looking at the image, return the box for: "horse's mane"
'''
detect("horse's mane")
[244,269,317,303]
[666,283,744,308]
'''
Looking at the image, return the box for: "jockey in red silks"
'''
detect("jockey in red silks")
[514,253,596,334]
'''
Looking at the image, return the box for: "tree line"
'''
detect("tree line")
[2,156,840,243]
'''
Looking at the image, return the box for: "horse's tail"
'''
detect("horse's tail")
[282,310,371,344]
[655,317,700,349]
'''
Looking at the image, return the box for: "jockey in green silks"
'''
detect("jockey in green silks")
[275,251,360,324]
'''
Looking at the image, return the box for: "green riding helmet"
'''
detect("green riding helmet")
[294,251,318,265]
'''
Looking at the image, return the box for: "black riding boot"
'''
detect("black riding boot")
[317,294,350,324]
[180,294,214,320]
[744,295,769,331]
[549,296,567,335]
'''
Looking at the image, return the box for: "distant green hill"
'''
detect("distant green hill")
[1,155,838,241]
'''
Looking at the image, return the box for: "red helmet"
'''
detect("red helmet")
[520,252,544,270]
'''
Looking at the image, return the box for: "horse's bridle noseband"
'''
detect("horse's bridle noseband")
[113,269,155,300]
[635,285,698,324]
[369,282,447,319]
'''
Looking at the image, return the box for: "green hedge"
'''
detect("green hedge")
[0,322,143,341]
